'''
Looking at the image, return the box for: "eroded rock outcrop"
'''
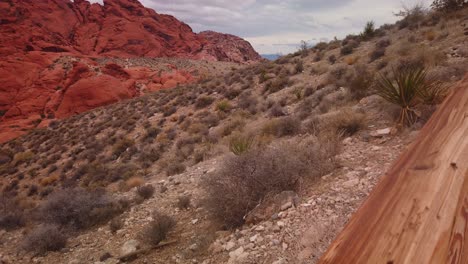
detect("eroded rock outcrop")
[0,0,260,62]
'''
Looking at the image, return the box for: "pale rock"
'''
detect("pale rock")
[245,242,255,250]
[254,225,265,232]
[189,243,198,251]
[228,247,249,264]
[121,240,139,256]
[225,241,236,251]
[280,202,293,211]
[342,179,359,188]
[272,258,287,264]
[249,234,258,242]
[370,127,391,137]
[343,137,353,145]
[209,241,223,254]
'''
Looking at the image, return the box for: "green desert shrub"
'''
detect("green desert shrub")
[216,100,232,112]
[229,133,255,156]
[431,0,467,11]
[360,21,375,40]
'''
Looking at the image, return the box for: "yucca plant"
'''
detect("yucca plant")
[229,134,254,156]
[376,67,427,126]
[417,78,449,105]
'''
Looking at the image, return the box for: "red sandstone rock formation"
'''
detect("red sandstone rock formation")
[0,0,261,142]
[198,31,262,63]
[0,0,260,62]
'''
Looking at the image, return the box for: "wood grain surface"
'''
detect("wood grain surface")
[319,75,468,264]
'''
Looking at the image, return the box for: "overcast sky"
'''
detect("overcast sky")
[89,0,431,55]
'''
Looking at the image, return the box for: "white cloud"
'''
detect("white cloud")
[85,0,104,4]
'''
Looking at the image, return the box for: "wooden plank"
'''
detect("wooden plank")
[319,75,468,264]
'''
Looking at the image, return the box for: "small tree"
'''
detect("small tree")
[394,3,427,29]
[299,40,309,57]
[431,0,467,11]
[361,21,375,40]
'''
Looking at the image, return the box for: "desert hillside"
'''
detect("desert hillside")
[0,2,467,264]
[0,0,261,143]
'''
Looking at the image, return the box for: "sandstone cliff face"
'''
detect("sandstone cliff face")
[198,31,262,63]
[0,0,261,142]
[0,0,260,62]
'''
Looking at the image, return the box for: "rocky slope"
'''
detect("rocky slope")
[0,0,261,143]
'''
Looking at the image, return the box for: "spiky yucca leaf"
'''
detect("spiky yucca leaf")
[376,67,427,126]
[229,134,254,156]
[417,79,449,105]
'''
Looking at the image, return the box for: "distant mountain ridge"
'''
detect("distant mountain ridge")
[262,54,282,60]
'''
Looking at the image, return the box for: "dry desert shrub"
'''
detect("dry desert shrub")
[139,211,176,246]
[348,64,375,99]
[136,184,155,200]
[261,116,301,137]
[203,136,339,228]
[21,224,67,255]
[344,56,359,65]
[0,194,25,231]
[109,216,124,234]
[263,74,291,94]
[164,158,186,176]
[220,117,246,137]
[369,47,386,62]
[126,176,144,189]
[37,188,124,230]
[319,108,366,137]
[195,95,215,109]
[176,195,191,209]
